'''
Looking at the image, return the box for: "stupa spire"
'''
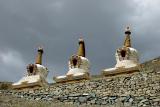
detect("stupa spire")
[77,37,85,57]
[35,47,43,65]
[123,26,131,47]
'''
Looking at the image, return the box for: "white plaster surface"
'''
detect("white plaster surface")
[55,56,90,82]
[102,47,139,75]
[12,64,48,88]
[115,47,139,68]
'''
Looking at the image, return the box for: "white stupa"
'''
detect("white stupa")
[54,38,90,83]
[102,27,139,76]
[12,47,49,89]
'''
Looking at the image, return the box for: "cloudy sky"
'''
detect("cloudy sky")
[0,0,160,83]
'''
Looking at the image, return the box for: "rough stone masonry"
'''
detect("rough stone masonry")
[1,57,160,107]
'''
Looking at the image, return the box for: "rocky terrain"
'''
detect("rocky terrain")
[0,57,160,107]
[0,82,12,90]
[0,92,112,107]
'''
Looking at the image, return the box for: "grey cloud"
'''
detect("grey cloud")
[0,0,159,82]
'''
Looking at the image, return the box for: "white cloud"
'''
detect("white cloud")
[0,50,25,68]
[128,0,160,36]
[0,50,26,82]
[132,0,160,23]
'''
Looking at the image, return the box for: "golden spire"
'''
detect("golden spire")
[35,47,43,65]
[123,26,131,47]
[77,37,85,57]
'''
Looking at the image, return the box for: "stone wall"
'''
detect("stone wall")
[1,58,160,107]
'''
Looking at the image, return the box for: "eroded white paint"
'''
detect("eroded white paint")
[12,64,48,88]
[103,47,139,74]
[55,56,90,82]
